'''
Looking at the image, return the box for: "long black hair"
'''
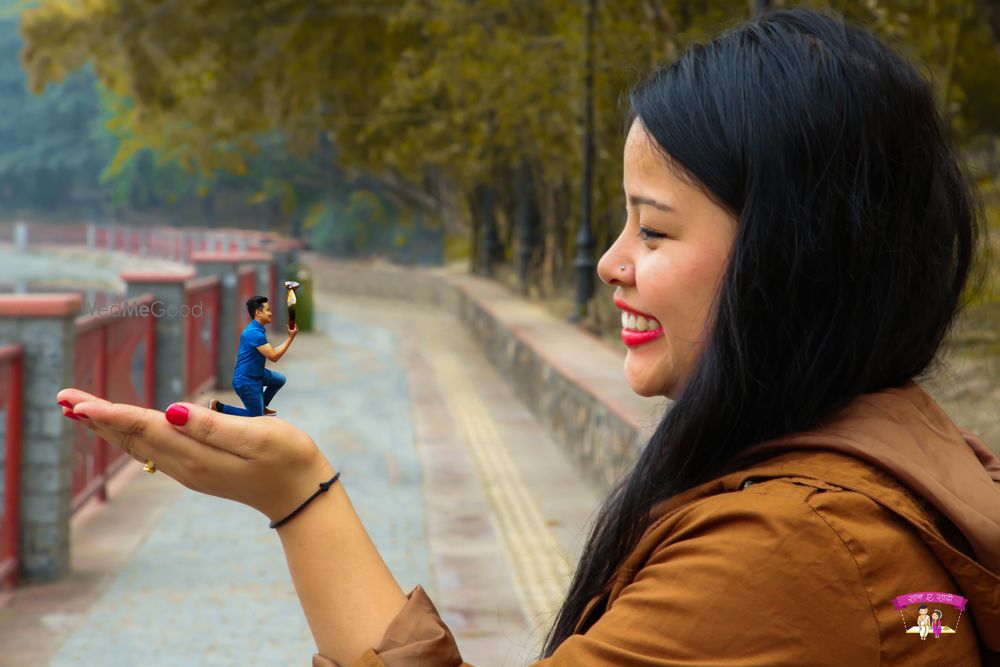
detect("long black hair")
[543,8,979,655]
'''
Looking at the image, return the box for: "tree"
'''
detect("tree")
[0,16,114,214]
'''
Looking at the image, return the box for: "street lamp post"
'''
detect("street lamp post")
[516,158,539,294]
[480,183,499,277]
[572,0,597,322]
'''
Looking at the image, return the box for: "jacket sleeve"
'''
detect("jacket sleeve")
[314,485,877,666]
[312,586,470,667]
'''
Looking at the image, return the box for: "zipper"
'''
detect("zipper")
[574,591,611,635]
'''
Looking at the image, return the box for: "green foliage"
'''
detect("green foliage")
[0,17,114,211]
[305,188,396,256]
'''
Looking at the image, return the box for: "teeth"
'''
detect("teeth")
[621,310,661,332]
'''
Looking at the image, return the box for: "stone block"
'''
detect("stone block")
[22,435,65,465]
[21,492,63,523]
[22,465,71,494]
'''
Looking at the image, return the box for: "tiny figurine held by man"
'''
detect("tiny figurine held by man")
[208,294,296,417]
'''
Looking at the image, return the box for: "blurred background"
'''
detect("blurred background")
[2,0,998,336]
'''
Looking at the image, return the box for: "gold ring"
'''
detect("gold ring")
[143,459,157,474]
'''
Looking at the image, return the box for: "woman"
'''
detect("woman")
[58,8,1000,666]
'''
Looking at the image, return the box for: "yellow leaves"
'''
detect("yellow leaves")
[303,200,327,230]
[105,135,145,177]
[228,154,248,176]
[247,191,268,205]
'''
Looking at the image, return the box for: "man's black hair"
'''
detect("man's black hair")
[246,295,268,319]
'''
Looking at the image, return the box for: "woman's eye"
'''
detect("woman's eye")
[638,226,668,242]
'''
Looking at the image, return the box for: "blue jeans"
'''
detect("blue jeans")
[222,369,286,417]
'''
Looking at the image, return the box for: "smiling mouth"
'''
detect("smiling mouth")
[613,297,664,346]
[619,313,664,347]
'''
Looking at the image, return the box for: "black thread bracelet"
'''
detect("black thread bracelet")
[269,472,341,529]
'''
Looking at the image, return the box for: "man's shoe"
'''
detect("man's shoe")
[208,398,224,413]
[264,407,278,416]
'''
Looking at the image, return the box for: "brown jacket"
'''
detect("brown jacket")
[315,383,1000,666]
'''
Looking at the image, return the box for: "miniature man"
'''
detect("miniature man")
[209,295,296,417]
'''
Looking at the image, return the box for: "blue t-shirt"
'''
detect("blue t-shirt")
[232,320,268,386]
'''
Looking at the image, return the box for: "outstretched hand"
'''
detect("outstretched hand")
[56,388,334,524]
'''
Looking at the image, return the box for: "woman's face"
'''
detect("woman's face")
[598,120,737,398]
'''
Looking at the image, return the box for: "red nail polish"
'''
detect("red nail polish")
[75,412,90,420]
[63,410,81,421]
[165,404,189,426]
[58,400,72,409]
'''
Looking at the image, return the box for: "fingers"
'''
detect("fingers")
[73,399,242,462]
[161,402,316,470]
[57,387,107,408]
[158,401,268,460]
[60,398,160,468]
[72,398,246,485]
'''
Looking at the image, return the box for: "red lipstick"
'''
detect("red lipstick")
[614,297,654,318]
[614,298,664,348]
[621,329,663,347]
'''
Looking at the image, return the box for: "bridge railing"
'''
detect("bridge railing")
[0,344,24,587]
[185,276,221,397]
[71,295,156,513]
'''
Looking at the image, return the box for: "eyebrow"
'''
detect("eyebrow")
[627,195,674,213]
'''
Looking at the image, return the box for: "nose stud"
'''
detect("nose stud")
[618,265,626,271]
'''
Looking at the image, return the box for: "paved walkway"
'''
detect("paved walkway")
[0,272,602,666]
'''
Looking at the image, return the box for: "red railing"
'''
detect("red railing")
[71,295,156,513]
[6,223,298,259]
[130,228,144,255]
[21,222,88,245]
[185,276,220,396]
[93,225,107,249]
[0,344,24,587]
[236,266,256,336]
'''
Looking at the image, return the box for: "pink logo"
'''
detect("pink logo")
[893,591,967,641]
